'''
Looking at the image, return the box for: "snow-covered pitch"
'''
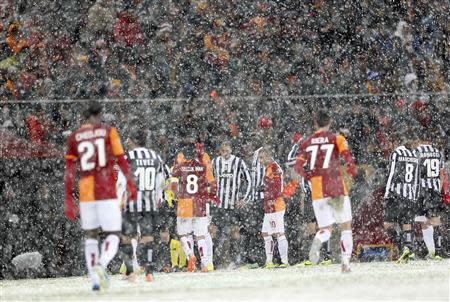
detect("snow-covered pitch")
[1,260,449,301]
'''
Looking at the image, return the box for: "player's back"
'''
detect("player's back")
[385,145,420,200]
[126,147,165,212]
[416,144,443,192]
[299,130,351,200]
[172,152,214,217]
[66,123,123,202]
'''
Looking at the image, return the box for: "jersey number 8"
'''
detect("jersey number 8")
[186,174,199,194]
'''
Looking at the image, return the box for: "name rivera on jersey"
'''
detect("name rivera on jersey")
[311,137,329,144]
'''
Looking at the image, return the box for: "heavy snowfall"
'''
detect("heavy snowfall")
[1,0,450,301]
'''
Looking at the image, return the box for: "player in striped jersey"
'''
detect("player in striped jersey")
[414,136,448,260]
[284,135,332,266]
[119,130,169,282]
[210,141,251,268]
[383,138,420,263]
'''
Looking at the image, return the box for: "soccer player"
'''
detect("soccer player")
[285,135,332,266]
[294,110,357,272]
[210,141,251,269]
[414,133,449,260]
[258,146,289,268]
[170,138,219,272]
[383,135,420,263]
[64,101,137,290]
[119,130,169,282]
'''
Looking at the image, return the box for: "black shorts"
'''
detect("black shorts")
[384,195,415,224]
[210,206,241,229]
[303,194,316,224]
[416,189,445,217]
[122,211,160,237]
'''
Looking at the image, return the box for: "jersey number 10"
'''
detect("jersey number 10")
[135,167,156,191]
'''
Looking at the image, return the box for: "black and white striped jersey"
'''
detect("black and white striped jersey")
[250,147,266,201]
[211,155,251,209]
[416,144,444,193]
[125,147,169,213]
[384,146,420,200]
[287,142,310,194]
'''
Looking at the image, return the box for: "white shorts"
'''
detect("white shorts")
[177,217,208,237]
[261,211,285,235]
[80,199,122,232]
[312,195,352,228]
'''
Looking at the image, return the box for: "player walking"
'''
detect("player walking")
[64,101,137,290]
[258,146,289,268]
[294,110,357,272]
[170,138,219,272]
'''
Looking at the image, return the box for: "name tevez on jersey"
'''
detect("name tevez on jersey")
[122,147,169,212]
[212,155,251,209]
[385,146,420,200]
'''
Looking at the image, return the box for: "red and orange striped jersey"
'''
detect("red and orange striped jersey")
[262,161,285,214]
[65,123,125,202]
[172,152,215,218]
[294,130,356,201]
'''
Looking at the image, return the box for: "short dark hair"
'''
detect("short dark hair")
[315,109,331,127]
[129,129,147,147]
[82,101,102,119]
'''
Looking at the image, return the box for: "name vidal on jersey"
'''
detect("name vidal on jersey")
[311,137,329,144]
[398,156,419,163]
[181,166,205,172]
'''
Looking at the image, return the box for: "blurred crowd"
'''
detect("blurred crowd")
[1,0,450,279]
[1,0,450,100]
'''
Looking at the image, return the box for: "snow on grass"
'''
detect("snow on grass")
[1,260,449,301]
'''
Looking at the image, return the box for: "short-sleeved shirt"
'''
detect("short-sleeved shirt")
[172,152,215,218]
[65,123,124,202]
[296,130,351,201]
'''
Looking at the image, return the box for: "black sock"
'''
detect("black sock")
[120,243,134,275]
[321,240,332,261]
[386,228,401,250]
[138,241,155,275]
[401,229,414,252]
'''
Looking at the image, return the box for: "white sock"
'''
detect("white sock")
[264,236,274,264]
[205,232,213,264]
[180,236,193,257]
[422,225,435,255]
[131,238,139,269]
[316,229,331,243]
[197,238,208,267]
[340,230,353,265]
[85,239,99,282]
[277,235,289,265]
[99,234,120,268]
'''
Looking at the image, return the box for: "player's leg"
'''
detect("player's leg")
[79,201,101,290]
[333,195,353,272]
[138,212,156,281]
[261,213,275,268]
[119,211,138,280]
[383,196,402,258]
[95,199,122,288]
[397,197,416,263]
[205,215,215,270]
[177,217,196,272]
[274,211,289,267]
[193,217,209,272]
[310,198,334,265]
